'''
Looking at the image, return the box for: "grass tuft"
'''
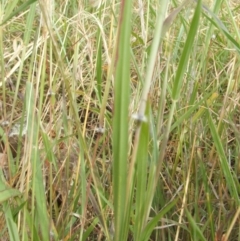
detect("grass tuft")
[0,0,240,240]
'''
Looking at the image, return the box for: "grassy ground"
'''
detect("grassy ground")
[0,0,240,240]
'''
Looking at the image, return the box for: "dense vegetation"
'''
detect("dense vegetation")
[0,0,240,240]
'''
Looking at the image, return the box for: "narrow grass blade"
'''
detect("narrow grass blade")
[2,205,20,241]
[112,0,133,240]
[172,0,202,101]
[25,81,50,241]
[96,33,102,102]
[133,105,150,240]
[128,2,169,238]
[137,0,169,118]
[207,110,239,203]
[82,218,99,241]
[185,209,207,241]
[202,12,240,53]
[0,0,37,26]
[162,0,191,37]
[0,188,21,203]
[157,0,202,187]
[141,198,178,241]
[40,129,57,169]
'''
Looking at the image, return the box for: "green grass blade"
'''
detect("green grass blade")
[141,198,178,241]
[0,188,21,203]
[3,205,20,241]
[202,12,240,53]
[0,0,37,26]
[133,105,150,240]
[96,33,102,102]
[25,81,50,241]
[185,209,207,241]
[172,0,202,101]
[207,110,240,204]
[112,0,133,240]
[170,92,218,132]
[137,0,169,118]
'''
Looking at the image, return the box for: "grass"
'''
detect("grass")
[0,0,240,240]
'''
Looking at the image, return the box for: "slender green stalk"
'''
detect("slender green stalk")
[127,3,169,239]
[25,82,50,241]
[207,110,240,204]
[112,0,133,240]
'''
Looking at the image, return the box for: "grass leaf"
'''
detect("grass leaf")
[0,0,37,26]
[172,0,202,100]
[207,110,240,203]
[112,0,133,240]
[0,188,21,203]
